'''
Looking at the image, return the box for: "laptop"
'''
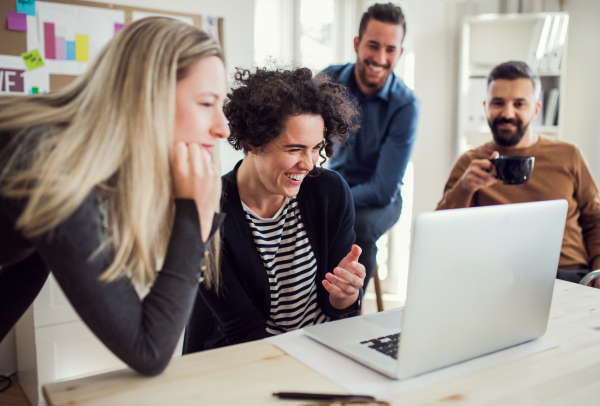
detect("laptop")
[304,200,568,380]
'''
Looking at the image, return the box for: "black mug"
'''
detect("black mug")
[488,156,535,185]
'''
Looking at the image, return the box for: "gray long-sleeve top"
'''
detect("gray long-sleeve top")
[0,133,215,376]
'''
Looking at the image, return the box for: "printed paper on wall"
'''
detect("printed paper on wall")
[33,1,125,75]
[0,54,49,95]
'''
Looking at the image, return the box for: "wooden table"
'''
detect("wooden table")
[43,280,600,406]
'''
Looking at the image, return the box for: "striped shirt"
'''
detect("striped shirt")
[242,196,329,335]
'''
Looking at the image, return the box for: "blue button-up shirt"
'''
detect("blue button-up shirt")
[324,63,420,208]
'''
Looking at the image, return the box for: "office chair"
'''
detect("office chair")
[580,270,600,286]
[373,264,384,312]
[182,292,215,354]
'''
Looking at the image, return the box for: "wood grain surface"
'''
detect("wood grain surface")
[43,280,600,406]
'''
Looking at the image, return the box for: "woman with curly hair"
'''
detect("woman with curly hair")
[184,67,365,350]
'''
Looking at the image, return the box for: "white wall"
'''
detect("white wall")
[561,0,600,179]
[0,0,254,377]
[409,1,462,218]
[409,0,500,219]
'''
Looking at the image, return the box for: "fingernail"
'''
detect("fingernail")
[334,268,341,275]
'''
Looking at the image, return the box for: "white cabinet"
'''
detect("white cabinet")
[457,13,569,156]
[15,274,184,406]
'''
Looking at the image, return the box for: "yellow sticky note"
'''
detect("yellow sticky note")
[75,34,89,62]
[21,49,45,70]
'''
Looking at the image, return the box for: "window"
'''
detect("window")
[254,0,284,65]
[254,0,342,69]
[299,0,335,69]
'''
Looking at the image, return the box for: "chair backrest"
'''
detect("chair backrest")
[182,292,216,354]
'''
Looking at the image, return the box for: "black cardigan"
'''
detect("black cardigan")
[187,161,362,350]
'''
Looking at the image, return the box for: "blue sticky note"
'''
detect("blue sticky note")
[66,41,75,61]
[16,0,35,17]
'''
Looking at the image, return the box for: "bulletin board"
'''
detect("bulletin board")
[0,0,224,92]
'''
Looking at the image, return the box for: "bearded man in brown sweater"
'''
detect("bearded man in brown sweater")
[437,61,600,288]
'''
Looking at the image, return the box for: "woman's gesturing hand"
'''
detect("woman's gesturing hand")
[323,244,366,310]
[171,142,221,242]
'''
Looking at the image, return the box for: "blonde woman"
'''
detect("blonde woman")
[0,18,228,375]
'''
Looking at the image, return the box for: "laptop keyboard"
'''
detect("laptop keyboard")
[360,333,400,359]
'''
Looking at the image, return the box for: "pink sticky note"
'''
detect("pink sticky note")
[7,11,27,32]
[114,22,128,35]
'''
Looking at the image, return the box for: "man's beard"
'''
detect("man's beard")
[356,59,391,89]
[489,117,529,147]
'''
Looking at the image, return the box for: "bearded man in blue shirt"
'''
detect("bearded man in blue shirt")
[324,3,420,290]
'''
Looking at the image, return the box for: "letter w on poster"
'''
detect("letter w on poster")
[0,55,49,94]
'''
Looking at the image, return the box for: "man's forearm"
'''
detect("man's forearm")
[591,257,600,273]
[436,181,475,210]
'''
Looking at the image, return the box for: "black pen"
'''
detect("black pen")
[273,392,375,401]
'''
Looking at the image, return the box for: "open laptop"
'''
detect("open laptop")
[304,200,568,380]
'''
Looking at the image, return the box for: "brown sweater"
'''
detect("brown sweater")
[437,135,600,271]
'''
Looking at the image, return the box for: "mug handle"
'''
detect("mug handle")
[487,157,498,178]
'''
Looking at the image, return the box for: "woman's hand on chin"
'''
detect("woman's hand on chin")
[171,142,222,242]
[323,245,366,309]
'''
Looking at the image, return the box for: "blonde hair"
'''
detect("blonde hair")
[0,17,222,291]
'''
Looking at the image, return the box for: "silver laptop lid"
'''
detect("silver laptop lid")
[396,200,567,379]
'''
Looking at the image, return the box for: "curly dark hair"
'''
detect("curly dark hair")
[224,67,359,166]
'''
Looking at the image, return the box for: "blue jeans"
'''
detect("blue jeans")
[354,195,402,290]
[556,268,589,284]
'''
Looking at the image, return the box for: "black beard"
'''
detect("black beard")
[489,117,528,147]
[357,60,390,89]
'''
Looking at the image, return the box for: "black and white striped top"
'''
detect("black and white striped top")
[242,196,329,335]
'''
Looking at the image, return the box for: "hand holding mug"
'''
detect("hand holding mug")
[459,151,500,193]
[171,142,221,242]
